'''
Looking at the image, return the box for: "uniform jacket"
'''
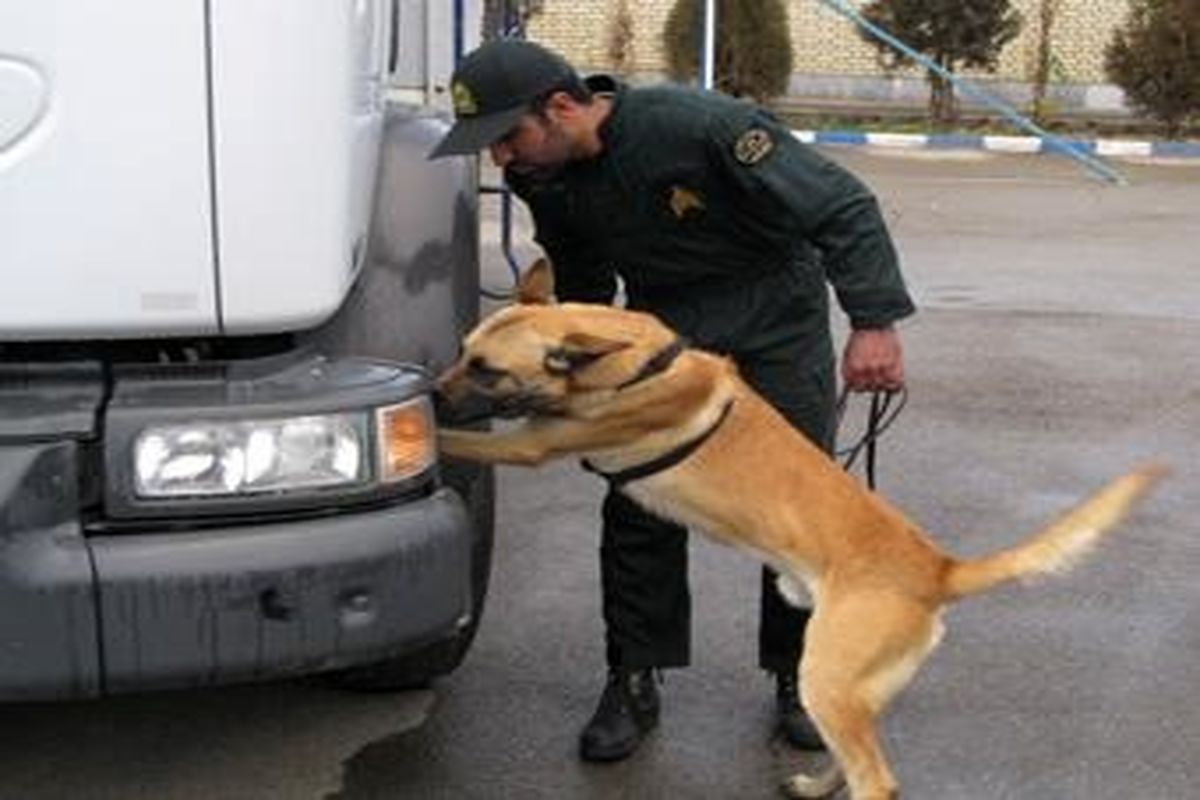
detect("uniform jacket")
[507,76,915,355]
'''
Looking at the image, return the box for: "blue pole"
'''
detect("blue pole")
[492,0,523,285]
[453,0,464,64]
[815,0,1128,185]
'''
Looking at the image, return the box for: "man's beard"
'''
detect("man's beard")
[508,162,565,181]
[507,121,574,180]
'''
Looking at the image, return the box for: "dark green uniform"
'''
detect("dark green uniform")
[508,76,915,673]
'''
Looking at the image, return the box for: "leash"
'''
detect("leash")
[835,387,907,490]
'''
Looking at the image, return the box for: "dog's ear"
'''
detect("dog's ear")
[517,258,556,305]
[543,332,630,376]
[561,331,631,358]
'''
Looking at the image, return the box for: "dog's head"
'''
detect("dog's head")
[436,259,679,422]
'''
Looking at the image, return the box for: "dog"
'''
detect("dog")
[436,259,1166,800]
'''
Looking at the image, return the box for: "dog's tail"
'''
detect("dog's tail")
[943,463,1168,602]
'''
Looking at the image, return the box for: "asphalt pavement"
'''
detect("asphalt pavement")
[1,149,1197,800]
[378,150,1200,799]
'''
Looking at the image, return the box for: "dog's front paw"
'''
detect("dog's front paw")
[437,428,549,466]
[437,428,487,460]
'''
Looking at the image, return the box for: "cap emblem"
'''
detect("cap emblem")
[451,81,478,116]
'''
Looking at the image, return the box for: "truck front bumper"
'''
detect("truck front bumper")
[0,355,480,701]
[92,487,472,696]
[0,437,472,700]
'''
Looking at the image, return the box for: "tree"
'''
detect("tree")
[1105,0,1200,139]
[608,0,637,74]
[482,0,544,40]
[858,0,1023,127]
[662,0,794,102]
[1030,0,1065,125]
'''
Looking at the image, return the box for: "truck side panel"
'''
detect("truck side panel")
[298,105,479,375]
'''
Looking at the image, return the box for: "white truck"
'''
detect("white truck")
[0,1,494,699]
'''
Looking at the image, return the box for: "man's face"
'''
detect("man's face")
[488,111,575,178]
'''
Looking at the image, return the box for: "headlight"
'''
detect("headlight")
[134,414,366,498]
[131,397,435,500]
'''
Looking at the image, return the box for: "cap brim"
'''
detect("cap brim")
[428,105,529,159]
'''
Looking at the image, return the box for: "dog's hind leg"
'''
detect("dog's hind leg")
[787,591,943,800]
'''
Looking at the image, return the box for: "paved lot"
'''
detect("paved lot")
[1,150,1197,799]
[391,150,1200,799]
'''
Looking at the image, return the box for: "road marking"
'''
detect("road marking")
[1097,140,1154,157]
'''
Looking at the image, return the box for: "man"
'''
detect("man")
[430,39,914,762]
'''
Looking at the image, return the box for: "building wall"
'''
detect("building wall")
[526,0,1132,89]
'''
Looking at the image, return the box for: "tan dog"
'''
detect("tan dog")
[436,260,1166,800]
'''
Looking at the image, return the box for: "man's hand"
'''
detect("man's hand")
[842,326,905,392]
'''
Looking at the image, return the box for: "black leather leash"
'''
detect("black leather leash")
[835,387,907,490]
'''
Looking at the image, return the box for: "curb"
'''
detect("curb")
[795,129,1200,160]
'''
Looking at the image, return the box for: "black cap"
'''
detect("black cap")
[429,40,577,159]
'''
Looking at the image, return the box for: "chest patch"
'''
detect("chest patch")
[667,186,706,219]
[734,128,774,165]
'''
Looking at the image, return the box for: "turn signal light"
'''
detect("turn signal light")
[376,398,436,483]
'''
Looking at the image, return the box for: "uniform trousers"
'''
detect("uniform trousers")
[599,336,836,673]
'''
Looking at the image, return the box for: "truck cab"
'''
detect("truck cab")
[0,0,492,699]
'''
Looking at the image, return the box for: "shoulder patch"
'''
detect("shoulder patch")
[734,128,774,165]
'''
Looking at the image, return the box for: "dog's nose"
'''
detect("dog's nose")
[432,385,499,427]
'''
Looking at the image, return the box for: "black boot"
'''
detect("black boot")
[579,668,660,762]
[775,670,826,751]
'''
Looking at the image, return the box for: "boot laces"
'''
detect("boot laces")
[601,668,658,713]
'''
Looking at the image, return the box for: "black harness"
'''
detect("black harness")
[582,337,736,487]
[615,336,688,389]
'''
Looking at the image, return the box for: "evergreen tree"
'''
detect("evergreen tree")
[663,0,794,102]
[1106,0,1200,139]
[482,0,544,39]
[859,0,1023,126]
[1030,0,1065,125]
[608,0,637,74]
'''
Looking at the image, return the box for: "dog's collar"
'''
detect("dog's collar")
[616,337,688,390]
[582,398,735,487]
